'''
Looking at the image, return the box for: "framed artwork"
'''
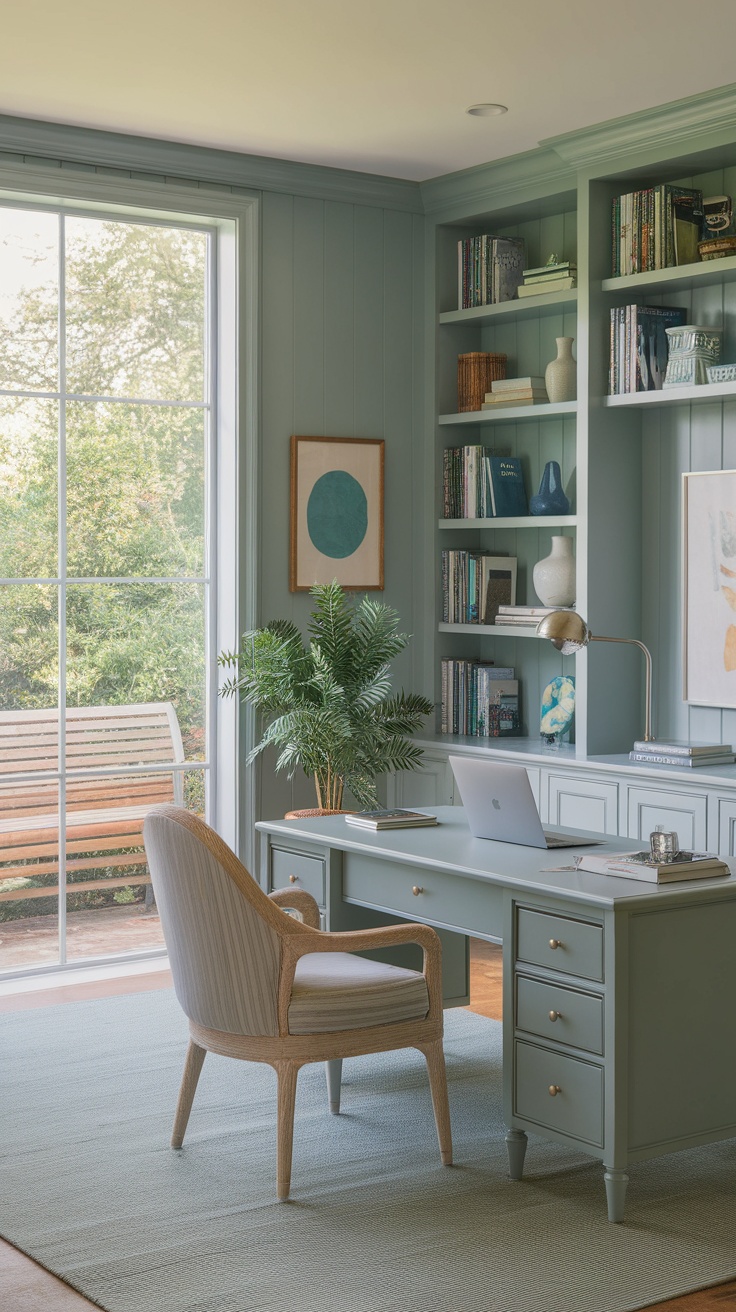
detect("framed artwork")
[482,556,517,624]
[683,469,736,707]
[290,436,384,592]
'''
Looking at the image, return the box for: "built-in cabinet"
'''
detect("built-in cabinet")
[419,93,736,762]
[388,739,736,854]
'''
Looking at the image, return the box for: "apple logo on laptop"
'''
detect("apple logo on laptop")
[491,798,501,810]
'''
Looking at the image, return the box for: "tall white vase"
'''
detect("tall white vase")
[544,336,577,403]
[533,535,576,607]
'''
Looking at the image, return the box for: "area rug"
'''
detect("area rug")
[1,991,734,1312]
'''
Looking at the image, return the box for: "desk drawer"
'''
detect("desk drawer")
[516,975,603,1055]
[514,1040,604,1146]
[343,853,503,938]
[269,848,325,906]
[516,908,603,981]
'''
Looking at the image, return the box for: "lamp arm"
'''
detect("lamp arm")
[590,635,654,742]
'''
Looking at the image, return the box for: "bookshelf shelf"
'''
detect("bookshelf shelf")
[438,623,543,638]
[439,516,577,529]
[605,381,736,408]
[601,253,736,296]
[439,401,578,426]
[439,289,578,327]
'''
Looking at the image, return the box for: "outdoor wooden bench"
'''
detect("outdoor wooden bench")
[0,703,184,905]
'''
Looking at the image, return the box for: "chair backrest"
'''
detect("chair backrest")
[143,807,282,1037]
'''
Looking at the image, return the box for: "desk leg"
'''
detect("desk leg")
[604,1167,629,1223]
[325,1059,343,1115]
[505,1128,528,1180]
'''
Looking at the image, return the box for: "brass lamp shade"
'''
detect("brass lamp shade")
[536,610,590,653]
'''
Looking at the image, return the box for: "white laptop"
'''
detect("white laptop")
[449,756,602,850]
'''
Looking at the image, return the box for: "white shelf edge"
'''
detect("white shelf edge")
[438,516,577,529]
[604,380,736,408]
[439,401,578,425]
[438,623,546,638]
[439,289,578,326]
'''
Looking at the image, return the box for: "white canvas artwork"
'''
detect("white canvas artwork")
[683,469,736,707]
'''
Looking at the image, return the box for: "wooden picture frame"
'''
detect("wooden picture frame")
[683,468,736,707]
[290,436,384,592]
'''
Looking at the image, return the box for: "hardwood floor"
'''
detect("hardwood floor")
[0,943,733,1311]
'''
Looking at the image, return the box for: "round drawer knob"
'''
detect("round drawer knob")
[549,938,562,950]
[412,885,423,896]
[289,874,299,884]
[548,1085,562,1097]
[548,1010,561,1022]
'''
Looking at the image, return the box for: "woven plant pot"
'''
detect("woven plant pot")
[284,808,353,819]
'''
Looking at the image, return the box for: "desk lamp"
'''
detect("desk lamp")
[536,610,654,743]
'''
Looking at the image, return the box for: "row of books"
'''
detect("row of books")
[494,605,571,629]
[628,739,735,769]
[517,259,577,299]
[441,659,520,737]
[457,234,525,309]
[442,550,516,625]
[481,376,548,408]
[611,184,703,277]
[609,304,686,394]
[442,451,528,519]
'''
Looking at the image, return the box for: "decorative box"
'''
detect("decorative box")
[706,362,736,384]
[663,325,722,387]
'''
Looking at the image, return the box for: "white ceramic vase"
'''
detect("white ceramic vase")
[533,535,576,607]
[544,336,577,403]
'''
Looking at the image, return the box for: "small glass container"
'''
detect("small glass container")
[650,825,679,864]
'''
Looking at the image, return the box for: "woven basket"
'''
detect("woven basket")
[457,352,507,413]
[284,808,353,819]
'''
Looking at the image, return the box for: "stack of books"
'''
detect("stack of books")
[440,659,519,737]
[609,304,687,393]
[576,849,730,883]
[457,235,525,308]
[611,184,703,276]
[517,260,577,298]
[482,377,548,408]
[345,809,438,830]
[494,605,573,629]
[629,740,736,768]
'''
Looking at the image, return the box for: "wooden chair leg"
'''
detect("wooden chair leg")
[275,1061,300,1201]
[420,1039,453,1166]
[325,1058,343,1115]
[171,1039,206,1149]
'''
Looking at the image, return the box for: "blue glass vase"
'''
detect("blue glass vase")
[530,460,570,516]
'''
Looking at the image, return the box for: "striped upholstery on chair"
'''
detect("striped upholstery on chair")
[144,813,281,1036]
[288,952,429,1034]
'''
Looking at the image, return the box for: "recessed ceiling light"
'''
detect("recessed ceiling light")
[465,103,508,117]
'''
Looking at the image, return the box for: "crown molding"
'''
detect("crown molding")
[0,113,423,213]
[540,82,736,168]
[419,146,576,221]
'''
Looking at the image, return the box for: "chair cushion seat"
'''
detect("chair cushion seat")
[288,952,429,1034]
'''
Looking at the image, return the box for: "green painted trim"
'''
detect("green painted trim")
[0,112,423,213]
[420,146,576,221]
[540,81,736,167]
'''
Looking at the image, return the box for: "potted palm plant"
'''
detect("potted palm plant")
[218,581,433,811]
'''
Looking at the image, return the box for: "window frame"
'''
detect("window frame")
[0,164,259,977]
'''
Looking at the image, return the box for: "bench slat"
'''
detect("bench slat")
[0,873,151,901]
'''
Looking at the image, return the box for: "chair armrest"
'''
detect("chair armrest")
[277,921,443,1035]
[268,887,321,929]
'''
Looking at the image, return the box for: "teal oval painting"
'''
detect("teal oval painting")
[307,471,367,559]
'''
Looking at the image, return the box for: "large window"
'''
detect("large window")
[0,201,231,974]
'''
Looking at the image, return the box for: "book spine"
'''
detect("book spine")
[629,752,733,767]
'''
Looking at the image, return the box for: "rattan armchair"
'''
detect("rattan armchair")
[143,805,452,1200]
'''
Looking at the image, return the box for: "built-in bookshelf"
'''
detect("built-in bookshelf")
[420,91,736,758]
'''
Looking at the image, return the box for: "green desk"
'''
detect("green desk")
[256,807,736,1221]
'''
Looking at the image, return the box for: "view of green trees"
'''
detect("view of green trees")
[0,214,208,753]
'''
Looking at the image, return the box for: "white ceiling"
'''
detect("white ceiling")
[3,1,736,182]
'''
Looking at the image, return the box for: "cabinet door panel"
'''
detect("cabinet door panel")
[712,796,736,856]
[546,773,619,835]
[387,754,454,808]
[626,786,707,849]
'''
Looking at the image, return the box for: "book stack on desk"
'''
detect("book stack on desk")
[628,740,735,768]
[576,850,730,883]
[345,809,438,830]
